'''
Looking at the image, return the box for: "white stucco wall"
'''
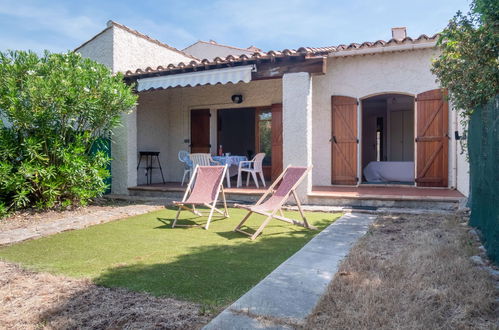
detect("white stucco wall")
[134,92,170,186]
[183,42,254,61]
[282,72,313,197]
[311,48,469,194]
[136,80,282,185]
[77,24,195,73]
[77,28,114,69]
[112,26,194,73]
[109,110,137,194]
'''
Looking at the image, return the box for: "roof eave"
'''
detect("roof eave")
[124,53,319,82]
[329,41,437,57]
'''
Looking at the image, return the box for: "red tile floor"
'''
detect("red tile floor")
[129,182,464,201]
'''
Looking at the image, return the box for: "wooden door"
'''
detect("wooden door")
[415,89,449,187]
[271,103,283,181]
[331,96,358,185]
[190,109,211,153]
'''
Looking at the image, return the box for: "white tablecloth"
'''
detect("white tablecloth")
[363,161,415,182]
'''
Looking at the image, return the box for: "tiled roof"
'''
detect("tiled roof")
[125,33,438,78]
[75,21,199,61]
[298,34,438,55]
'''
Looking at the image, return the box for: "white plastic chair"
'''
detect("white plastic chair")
[178,150,191,186]
[189,153,220,167]
[237,153,266,188]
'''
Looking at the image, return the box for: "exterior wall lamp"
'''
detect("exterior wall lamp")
[231,94,243,104]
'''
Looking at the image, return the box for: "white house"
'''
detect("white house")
[76,21,469,206]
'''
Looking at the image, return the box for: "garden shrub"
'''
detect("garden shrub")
[0,50,137,215]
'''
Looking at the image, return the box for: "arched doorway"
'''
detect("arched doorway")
[331,90,448,187]
[361,93,415,184]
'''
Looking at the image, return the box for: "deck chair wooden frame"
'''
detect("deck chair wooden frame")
[172,165,229,230]
[234,165,317,240]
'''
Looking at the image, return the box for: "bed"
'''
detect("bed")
[363,161,415,183]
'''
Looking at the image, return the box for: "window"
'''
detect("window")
[257,109,272,165]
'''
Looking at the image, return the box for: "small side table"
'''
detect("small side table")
[137,151,165,185]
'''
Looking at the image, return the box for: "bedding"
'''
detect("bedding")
[363,161,415,183]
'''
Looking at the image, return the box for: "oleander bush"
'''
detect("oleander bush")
[0,50,137,216]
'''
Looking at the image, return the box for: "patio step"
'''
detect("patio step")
[128,185,464,212]
[306,193,462,211]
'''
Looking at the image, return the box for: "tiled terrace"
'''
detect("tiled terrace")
[129,182,464,202]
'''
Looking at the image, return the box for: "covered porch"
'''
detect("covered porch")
[133,77,284,188]
[119,50,325,200]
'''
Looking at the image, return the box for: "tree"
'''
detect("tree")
[431,0,499,119]
[0,50,137,214]
[432,0,499,263]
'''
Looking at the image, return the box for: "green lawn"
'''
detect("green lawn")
[0,207,340,307]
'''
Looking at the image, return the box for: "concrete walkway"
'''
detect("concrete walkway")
[284,204,459,215]
[204,212,376,329]
[0,203,164,246]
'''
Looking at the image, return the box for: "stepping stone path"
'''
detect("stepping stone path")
[204,212,376,329]
[0,203,164,246]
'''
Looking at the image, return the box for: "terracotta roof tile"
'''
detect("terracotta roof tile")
[125,33,438,78]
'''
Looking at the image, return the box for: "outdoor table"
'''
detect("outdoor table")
[212,155,248,188]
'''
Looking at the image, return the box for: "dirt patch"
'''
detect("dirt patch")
[304,213,498,329]
[0,199,138,232]
[0,261,210,329]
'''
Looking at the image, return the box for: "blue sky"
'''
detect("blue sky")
[0,0,471,53]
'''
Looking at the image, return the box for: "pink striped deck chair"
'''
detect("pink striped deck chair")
[172,165,229,230]
[234,165,317,240]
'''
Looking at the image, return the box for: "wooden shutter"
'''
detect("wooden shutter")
[190,109,211,153]
[271,103,283,181]
[415,89,449,187]
[331,96,358,185]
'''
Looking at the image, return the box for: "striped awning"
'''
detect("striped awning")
[137,65,255,91]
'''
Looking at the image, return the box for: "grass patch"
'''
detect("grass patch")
[0,207,340,308]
